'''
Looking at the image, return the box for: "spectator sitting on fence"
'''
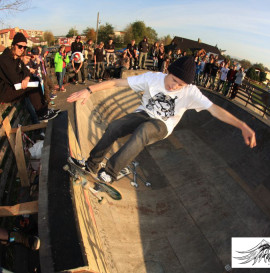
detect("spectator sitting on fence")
[229,67,246,100]
[0,32,58,122]
[119,51,130,78]
[105,39,116,67]
[127,39,138,70]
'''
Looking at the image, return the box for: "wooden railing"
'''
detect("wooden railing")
[230,80,270,118]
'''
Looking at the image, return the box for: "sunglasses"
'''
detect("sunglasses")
[16,44,27,50]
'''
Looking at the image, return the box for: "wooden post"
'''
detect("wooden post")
[15,127,30,187]
[2,116,15,153]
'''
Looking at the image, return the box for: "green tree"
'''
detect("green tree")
[159,35,172,46]
[246,67,259,81]
[132,21,147,42]
[98,23,114,43]
[43,31,54,46]
[238,59,252,70]
[146,26,158,44]
[83,27,96,42]
[260,71,267,82]
[123,24,133,45]
[123,21,158,45]
[66,27,78,38]
[253,63,265,72]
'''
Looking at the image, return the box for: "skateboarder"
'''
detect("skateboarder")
[67,56,256,183]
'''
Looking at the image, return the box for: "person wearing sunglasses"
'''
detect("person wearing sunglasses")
[0,32,58,122]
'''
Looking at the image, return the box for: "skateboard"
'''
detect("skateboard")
[65,157,122,201]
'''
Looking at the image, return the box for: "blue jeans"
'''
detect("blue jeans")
[56,68,66,88]
[87,111,168,179]
[24,97,39,124]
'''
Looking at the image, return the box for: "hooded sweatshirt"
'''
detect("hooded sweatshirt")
[0,47,30,92]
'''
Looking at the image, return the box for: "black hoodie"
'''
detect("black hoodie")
[0,47,30,92]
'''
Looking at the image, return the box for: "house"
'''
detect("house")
[114,31,126,43]
[0,27,47,48]
[0,27,29,48]
[170,36,223,59]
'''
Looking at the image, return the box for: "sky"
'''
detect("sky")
[1,0,270,68]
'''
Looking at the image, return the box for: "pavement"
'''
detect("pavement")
[53,75,270,273]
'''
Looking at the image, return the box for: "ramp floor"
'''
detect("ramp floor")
[86,128,270,273]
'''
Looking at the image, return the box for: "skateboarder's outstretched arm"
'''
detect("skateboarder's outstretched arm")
[207,104,256,148]
[67,79,129,105]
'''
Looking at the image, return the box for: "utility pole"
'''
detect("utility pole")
[95,12,99,45]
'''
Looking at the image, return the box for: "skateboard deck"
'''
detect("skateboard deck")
[67,157,122,200]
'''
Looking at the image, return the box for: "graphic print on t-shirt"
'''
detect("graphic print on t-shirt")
[146,92,177,121]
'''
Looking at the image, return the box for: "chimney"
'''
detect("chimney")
[198,38,201,43]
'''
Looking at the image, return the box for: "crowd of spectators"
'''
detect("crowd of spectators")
[0,33,247,129]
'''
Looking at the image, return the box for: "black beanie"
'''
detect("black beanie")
[12,32,27,45]
[168,56,196,84]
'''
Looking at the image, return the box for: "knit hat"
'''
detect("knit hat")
[12,32,27,45]
[168,56,196,84]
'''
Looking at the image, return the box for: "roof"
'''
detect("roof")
[0,45,5,52]
[171,36,222,57]
[9,29,29,40]
[28,37,41,43]
[0,29,10,34]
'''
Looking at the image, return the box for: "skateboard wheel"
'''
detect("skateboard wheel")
[131,182,138,188]
[145,182,151,187]
[98,197,104,203]
[63,164,69,171]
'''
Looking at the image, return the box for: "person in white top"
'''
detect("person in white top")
[67,57,256,183]
[71,51,85,84]
[230,67,246,100]
[216,62,229,92]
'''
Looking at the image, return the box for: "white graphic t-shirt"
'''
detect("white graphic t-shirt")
[127,72,213,137]
[220,67,229,81]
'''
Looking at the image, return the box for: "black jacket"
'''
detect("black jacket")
[71,41,83,54]
[138,40,149,53]
[0,47,30,92]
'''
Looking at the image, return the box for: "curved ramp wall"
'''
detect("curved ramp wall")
[75,87,270,273]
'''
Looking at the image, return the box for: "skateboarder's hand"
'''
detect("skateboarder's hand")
[241,123,256,148]
[67,89,90,105]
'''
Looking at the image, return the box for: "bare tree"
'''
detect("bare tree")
[0,0,30,11]
[0,0,31,23]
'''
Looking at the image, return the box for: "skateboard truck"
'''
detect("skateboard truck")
[129,161,151,188]
[63,164,103,203]
[82,181,103,203]
[63,164,80,183]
